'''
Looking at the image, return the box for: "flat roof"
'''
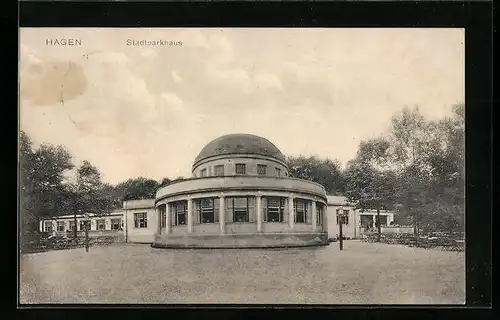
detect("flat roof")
[123,199,155,209]
[41,212,123,220]
[326,195,350,205]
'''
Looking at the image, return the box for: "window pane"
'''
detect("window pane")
[294,199,307,223]
[265,197,285,222]
[178,213,186,225]
[233,197,247,208]
[267,198,280,207]
[97,219,105,230]
[134,213,147,228]
[257,164,267,175]
[198,198,215,223]
[236,164,246,174]
[316,204,323,225]
[214,165,224,176]
[172,201,187,226]
[201,198,213,208]
[234,210,248,222]
[57,222,65,231]
[231,197,249,222]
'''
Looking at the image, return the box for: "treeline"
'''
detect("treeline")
[342,104,465,235]
[19,132,185,236]
[19,103,464,237]
[286,104,464,235]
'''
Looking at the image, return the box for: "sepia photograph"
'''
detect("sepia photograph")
[19,28,465,304]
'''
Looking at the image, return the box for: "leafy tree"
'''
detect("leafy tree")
[344,157,397,241]
[345,104,465,237]
[287,156,344,194]
[19,131,37,236]
[158,177,172,188]
[19,131,74,237]
[74,160,114,215]
[386,106,438,235]
[421,104,465,234]
[114,177,160,201]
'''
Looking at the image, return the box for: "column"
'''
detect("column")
[353,209,357,239]
[288,196,294,230]
[311,200,317,231]
[156,207,161,234]
[165,203,171,234]
[219,194,225,234]
[256,192,262,232]
[187,197,193,233]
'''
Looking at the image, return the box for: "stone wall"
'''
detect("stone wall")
[152,232,329,249]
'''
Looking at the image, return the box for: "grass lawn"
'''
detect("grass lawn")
[20,240,465,304]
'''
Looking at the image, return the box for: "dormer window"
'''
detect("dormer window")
[257,164,267,176]
[214,165,224,176]
[236,164,246,175]
[275,167,282,177]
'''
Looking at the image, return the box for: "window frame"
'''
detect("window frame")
[44,221,53,233]
[336,209,349,225]
[264,197,286,223]
[134,212,148,228]
[195,198,218,224]
[214,165,224,176]
[235,163,246,175]
[230,197,250,223]
[200,168,207,177]
[316,203,323,226]
[111,218,122,230]
[275,167,282,177]
[97,219,106,231]
[160,206,167,228]
[294,199,308,224]
[56,221,65,232]
[172,201,187,226]
[80,220,90,231]
[257,164,267,176]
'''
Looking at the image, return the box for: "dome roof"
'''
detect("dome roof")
[194,134,286,165]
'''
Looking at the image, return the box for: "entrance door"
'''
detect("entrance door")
[360,215,374,233]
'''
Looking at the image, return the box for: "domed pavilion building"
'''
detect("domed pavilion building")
[124,133,329,248]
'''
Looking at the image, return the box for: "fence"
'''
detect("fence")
[362,232,464,251]
[21,233,122,254]
[380,226,415,234]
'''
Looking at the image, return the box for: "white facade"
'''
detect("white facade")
[39,212,124,235]
[123,199,157,243]
[326,196,395,239]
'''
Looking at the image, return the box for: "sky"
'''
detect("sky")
[19,28,464,185]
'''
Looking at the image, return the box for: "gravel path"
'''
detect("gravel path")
[20,241,465,304]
